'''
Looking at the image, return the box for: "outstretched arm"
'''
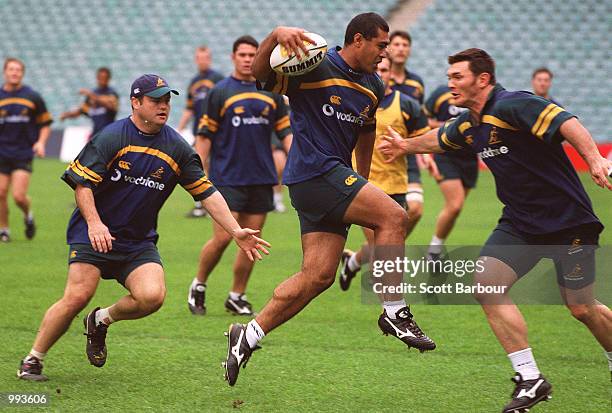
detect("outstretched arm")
[378,126,444,163]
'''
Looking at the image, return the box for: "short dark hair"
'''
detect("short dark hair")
[532,67,553,79]
[233,35,258,53]
[389,30,412,45]
[97,67,111,77]
[344,12,389,45]
[448,48,496,85]
[196,45,209,52]
[4,57,25,71]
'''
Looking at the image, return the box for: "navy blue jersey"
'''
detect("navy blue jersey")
[63,117,216,251]
[186,69,224,135]
[0,85,52,160]
[260,46,385,184]
[81,86,119,135]
[389,69,425,104]
[438,84,602,235]
[424,85,475,161]
[197,76,291,186]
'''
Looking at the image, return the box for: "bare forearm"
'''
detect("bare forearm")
[37,126,51,145]
[75,185,103,226]
[561,118,601,166]
[61,109,82,120]
[195,136,211,172]
[253,29,278,81]
[201,192,241,235]
[355,131,375,178]
[178,109,194,131]
[405,129,444,154]
[95,95,118,111]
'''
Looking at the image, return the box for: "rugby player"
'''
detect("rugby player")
[422,84,479,261]
[387,30,429,236]
[338,55,431,290]
[188,35,292,316]
[0,58,52,242]
[17,74,269,381]
[222,13,436,387]
[60,67,119,137]
[177,45,224,218]
[379,48,611,413]
[531,67,561,106]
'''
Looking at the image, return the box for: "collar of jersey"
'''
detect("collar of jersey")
[482,83,505,114]
[330,46,363,78]
[229,76,255,86]
[128,116,161,137]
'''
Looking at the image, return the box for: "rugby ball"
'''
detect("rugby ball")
[270,32,327,76]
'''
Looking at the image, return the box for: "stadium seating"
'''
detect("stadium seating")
[407,0,610,141]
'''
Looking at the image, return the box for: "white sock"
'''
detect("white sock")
[605,351,612,371]
[26,211,34,221]
[508,348,541,380]
[194,201,202,208]
[0,227,9,234]
[191,277,205,290]
[274,192,283,203]
[383,300,407,319]
[28,349,46,361]
[245,319,265,349]
[347,253,361,272]
[428,235,445,254]
[229,291,243,301]
[95,307,114,326]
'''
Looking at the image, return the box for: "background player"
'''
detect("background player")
[422,84,479,261]
[223,13,436,387]
[60,67,119,137]
[17,74,269,381]
[188,35,292,316]
[338,55,430,290]
[531,67,561,106]
[387,30,428,236]
[0,57,52,242]
[379,48,612,413]
[177,45,224,218]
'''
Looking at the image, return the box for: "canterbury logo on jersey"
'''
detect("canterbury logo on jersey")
[321,104,365,126]
[109,169,166,191]
[231,115,270,127]
[345,175,358,186]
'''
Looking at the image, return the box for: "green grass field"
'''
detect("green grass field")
[0,158,610,412]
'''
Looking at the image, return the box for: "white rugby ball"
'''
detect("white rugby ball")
[270,32,328,76]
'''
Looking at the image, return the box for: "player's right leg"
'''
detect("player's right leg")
[188,209,238,315]
[18,263,101,381]
[0,169,10,242]
[338,227,374,291]
[11,168,36,240]
[272,147,287,213]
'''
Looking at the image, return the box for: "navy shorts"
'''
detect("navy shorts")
[406,154,421,185]
[435,153,479,189]
[216,184,274,214]
[0,157,33,174]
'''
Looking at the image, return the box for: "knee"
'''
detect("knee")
[62,292,93,314]
[302,264,336,292]
[211,233,232,250]
[407,202,423,222]
[387,208,410,235]
[446,200,464,217]
[138,287,166,314]
[12,191,27,206]
[567,304,594,323]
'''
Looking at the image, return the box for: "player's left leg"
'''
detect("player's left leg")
[11,169,36,239]
[428,179,468,260]
[338,226,375,291]
[272,148,287,213]
[225,212,268,315]
[0,171,10,242]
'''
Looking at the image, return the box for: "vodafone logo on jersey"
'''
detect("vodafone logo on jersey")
[321,104,364,126]
[478,146,509,159]
[109,169,165,191]
[231,115,270,128]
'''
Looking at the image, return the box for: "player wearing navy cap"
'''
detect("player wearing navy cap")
[222,13,436,387]
[379,48,612,413]
[187,35,292,317]
[60,67,119,137]
[17,74,270,381]
[0,58,52,242]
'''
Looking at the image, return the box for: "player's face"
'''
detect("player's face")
[232,44,257,77]
[132,94,171,128]
[376,57,391,87]
[357,29,389,74]
[97,71,110,88]
[532,73,552,97]
[195,49,211,72]
[3,61,24,86]
[447,61,480,108]
[388,36,411,65]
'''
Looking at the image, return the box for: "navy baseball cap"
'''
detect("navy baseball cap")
[130,74,179,98]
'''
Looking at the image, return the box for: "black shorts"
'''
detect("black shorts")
[216,185,274,214]
[435,153,479,189]
[407,154,421,184]
[389,193,407,209]
[288,164,368,238]
[0,157,33,174]
[480,220,602,290]
[271,135,284,152]
[68,243,163,287]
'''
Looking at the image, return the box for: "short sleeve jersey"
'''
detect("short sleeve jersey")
[437,84,602,235]
[389,69,425,104]
[259,46,385,184]
[81,86,119,135]
[197,76,291,186]
[186,69,224,135]
[0,85,53,160]
[62,117,216,251]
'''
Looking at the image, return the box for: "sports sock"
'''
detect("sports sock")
[194,201,202,209]
[273,192,283,203]
[383,300,407,319]
[191,277,205,290]
[605,351,612,371]
[245,319,265,349]
[428,235,444,254]
[95,307,114,326]
[508,348,541,380]
[229,291,243,301]
[28,349,46,361]
[347,253,360,272]
[0,227,9,234]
